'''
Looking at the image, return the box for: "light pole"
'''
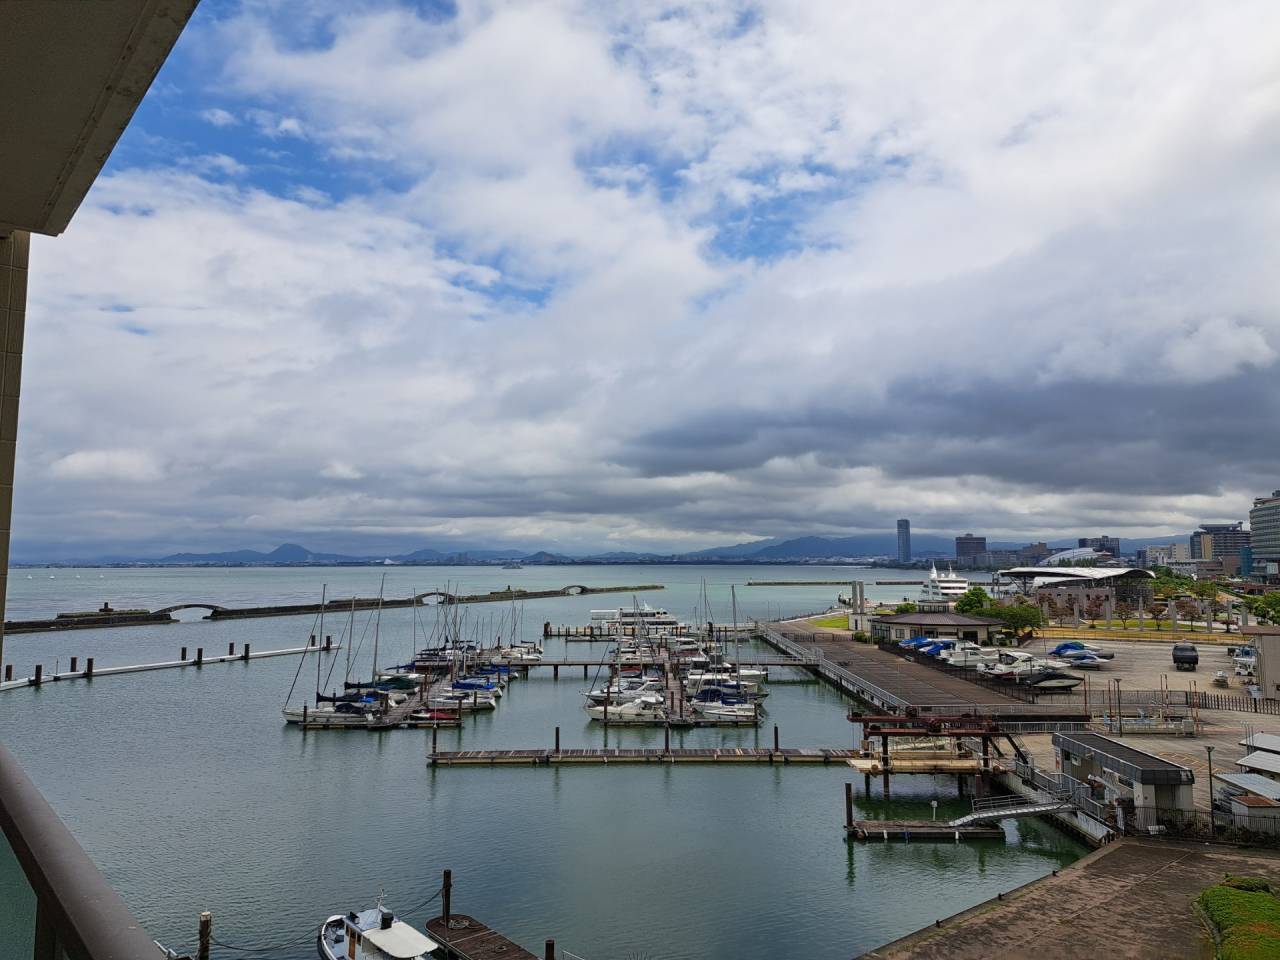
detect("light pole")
[1206,744,1216,833]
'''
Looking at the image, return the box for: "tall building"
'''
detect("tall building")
[896,519,911,564]
[1252,491,1280,562]
[955,533,986,559]
[1190,531,1215,560]
[1077,535,1121,556]
[1195,522,1250,561]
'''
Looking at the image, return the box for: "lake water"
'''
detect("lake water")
[0,565,1080,959]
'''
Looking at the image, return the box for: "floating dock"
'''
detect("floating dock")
[428,747,861,766]
[425,914,538,960]
[846,820,1005,842]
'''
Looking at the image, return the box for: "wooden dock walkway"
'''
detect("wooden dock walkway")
[428,747,861,766]
[425,914,538,960]
[0,642,339,693]
[847,820,1006,842]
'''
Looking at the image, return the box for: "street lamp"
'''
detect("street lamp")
[1206,744,1215,801]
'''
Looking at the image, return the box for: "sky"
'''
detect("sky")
[14,0,1280,560]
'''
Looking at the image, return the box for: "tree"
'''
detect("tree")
[1248,592,1280,625]
[894,602,918,614]
[954,586,991,615]
[982,602,1044,635]
[1115,599,1134,623]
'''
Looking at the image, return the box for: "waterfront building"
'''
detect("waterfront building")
[896,519,911,564]
[871,610,1003,644]
[1052,734,1194,829]
[954,533,986,560]
[999,565,1156,606]
[1251,491,1280,562]
[1245,625,1280,701]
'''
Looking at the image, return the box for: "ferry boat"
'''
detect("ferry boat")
[318,903,439,960]
[919,563,970,605]
[589,603,687,634]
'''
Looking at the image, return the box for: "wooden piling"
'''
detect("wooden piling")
[310,634,316,646]
[555,726,561,754]
[545,939,556,960]
[325,634,332,651]
[181,646,188,661]
[197,911,211,960]
[32,664,42,686]
[228,642,235,656]
[442,870,452,924]
[773,724,780,753]
[3,664,10,682]
[196,647,204,667]
[432,725,439,755]
[70,656,78,672]
[242,643,250,661]
[553,664,559,680]
[663,725,670,754]
[845,782,854,830]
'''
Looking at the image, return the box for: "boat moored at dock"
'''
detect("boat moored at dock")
[319,904,440,960]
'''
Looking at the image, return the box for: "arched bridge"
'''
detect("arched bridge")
[152,603,229,616]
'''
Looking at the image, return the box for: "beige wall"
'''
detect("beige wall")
[0,230,27,670]
[1257,634,1280,700]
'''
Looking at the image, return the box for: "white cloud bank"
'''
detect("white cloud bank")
[15,0,1280,557]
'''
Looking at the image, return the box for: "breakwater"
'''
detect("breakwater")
[3,584,664,634]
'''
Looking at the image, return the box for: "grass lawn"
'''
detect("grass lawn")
[810,614,850,630]
[1198,880,1280,960]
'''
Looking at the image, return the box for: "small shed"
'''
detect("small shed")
[871,612,1003,645]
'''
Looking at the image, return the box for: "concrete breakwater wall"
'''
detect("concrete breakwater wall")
[5,584,664,634]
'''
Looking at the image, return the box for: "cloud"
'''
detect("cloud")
[200,107,238,127]
[49,451,165,483]
[14,0,1280,558]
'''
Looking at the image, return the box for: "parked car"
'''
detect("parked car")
[1172,643,1199,672]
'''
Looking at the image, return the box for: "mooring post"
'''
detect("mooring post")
[663,724,670,754]
[442,869,452,924]
[196,647,204,667]
[85,657,94,679]
[325,634,332,651]
[553,664,559,680]
[583,664,588,680]
[309,634,316,647]
[845,782,854,830]
[181,646,188,661]
[3,664,10,682]
[197,911,211,960]
[545,939,556,960]
[302,704,308,728]
[32,664,42,686]
[242,643,250,661]
[864,772,872,797]
[555,726,561,754]
[773,723,780,753]
[70,656,77,672]
[432,725,438,756]
[228,642,235,656]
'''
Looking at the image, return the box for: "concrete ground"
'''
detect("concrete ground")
[863,839,1280,960]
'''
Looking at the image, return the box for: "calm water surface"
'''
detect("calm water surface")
[0,565,1080,959]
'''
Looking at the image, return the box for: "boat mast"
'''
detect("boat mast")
[372,573,385,683]
[344,596,354,685]
[315,583,326,706]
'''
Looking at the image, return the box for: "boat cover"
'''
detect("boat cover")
[361,920,439,958]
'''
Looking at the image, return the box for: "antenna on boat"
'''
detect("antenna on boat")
[316,583,326,706]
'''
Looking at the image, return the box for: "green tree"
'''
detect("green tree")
[954,586,991,615]
[894,602,918,614]
[1249,593,1280,624]
[981,603,1044,635]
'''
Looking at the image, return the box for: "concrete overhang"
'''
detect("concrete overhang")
[0,0,199,237]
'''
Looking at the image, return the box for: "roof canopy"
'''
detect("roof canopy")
[999,567,1154,585]
[0,1,198,235]
[362,921,440,959]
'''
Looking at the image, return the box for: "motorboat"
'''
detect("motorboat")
[940,642,999,669]
[451,677,501,696]
[1019,669,1084,691]
[584,677,666,705]
[491,643,542,664]
[684,670,762,693]
[590,603,687,634]
[1050,641,1114,660]
[318,904,439,960]
[1062,652,1105,670]
[685,678,766,701]
[979,650,1070,679]
[426,691,496,711]
[584,694,669,722]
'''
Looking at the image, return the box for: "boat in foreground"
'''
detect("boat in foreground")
[319,904,440,960]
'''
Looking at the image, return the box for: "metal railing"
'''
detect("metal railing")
[0,741,163,959]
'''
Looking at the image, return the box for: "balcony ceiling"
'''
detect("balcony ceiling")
[0,0,198,236]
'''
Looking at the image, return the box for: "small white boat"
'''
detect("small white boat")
[684,671,762,693]
[584,678,665,705]
[282,703,380,728]
[319,904,439,960]
[692,701,759,721]
[491,644,542,664]
[427,691,496,711]
[584,694,668,722]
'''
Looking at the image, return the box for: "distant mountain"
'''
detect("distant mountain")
[157,543,358,564]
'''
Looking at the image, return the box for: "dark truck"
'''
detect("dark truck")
[1172,642,1199,671]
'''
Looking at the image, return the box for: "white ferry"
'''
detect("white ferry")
[919,563,970,605]
[589,603,687,634]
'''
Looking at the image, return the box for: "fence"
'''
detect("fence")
[1124,806,1280,848]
